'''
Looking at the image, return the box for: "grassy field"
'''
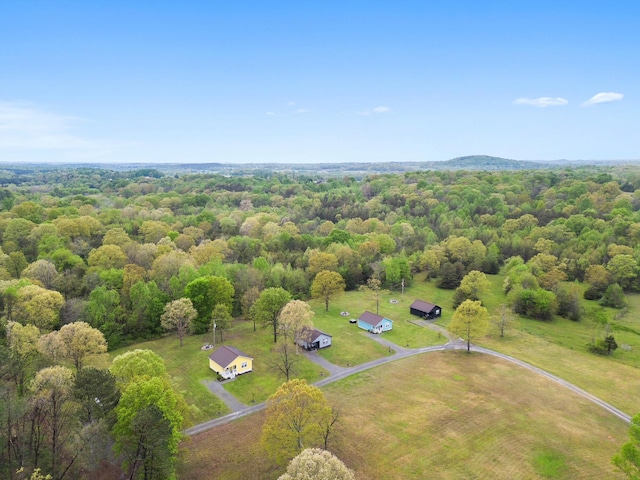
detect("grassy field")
[219,320,328,405]
[108,320,329,424]
[178,351,629,479]
[308,292,444,366]
[402,274,640,415]
[109,333,230,424]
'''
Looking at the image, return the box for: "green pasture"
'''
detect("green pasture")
[109,320,328,423]
[179,352,629,479]
[379,273,640,415]
[219,320,328,405]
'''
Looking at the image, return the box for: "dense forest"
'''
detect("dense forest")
[1,163,640,479]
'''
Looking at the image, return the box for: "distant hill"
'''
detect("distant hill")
[0,156,638,178]
[435,155,549,170]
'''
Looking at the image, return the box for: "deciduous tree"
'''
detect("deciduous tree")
[453,270,490,307]
[6,321,41,395]
[211,303,232,343]
[21,259,59,289]
[13,284,65,331]
[307,251,339,277]
[358,277,388,315]
[278,448,355,480]
[184,276,235,334]
[311,271,345,312]
[613,412,640,479]
[40,321,108,370]
[109,349,166,387]
[493,304,514,338]
[29,366,78,480]
[261,379,336,464]
[279,300,315,352]
[449,300,490,352]
[160,298,197,347]
[113,376,185,479]
[250,287,291,342]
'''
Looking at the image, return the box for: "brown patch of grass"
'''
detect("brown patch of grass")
[178,351,628,479]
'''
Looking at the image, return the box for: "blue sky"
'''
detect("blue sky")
[1,1,638,164]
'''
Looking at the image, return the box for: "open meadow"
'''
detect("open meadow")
[391,274,640,415]
[178,351,629,479]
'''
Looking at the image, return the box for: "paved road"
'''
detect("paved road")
[203,379,247,413]
[184,330,631,437]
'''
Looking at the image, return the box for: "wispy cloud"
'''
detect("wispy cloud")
[357,105,391,116]
[582,92,624,106]
[513,97,568,108]
[294,109,308,114]
[265,111,277,116]
[0,101,107,150]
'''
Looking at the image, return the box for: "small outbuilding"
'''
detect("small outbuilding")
[297,327,332,350]
[410,299,442,320]
[357,311,393,334]
[208,345,253,380]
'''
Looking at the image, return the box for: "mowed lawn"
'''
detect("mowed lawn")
[408,273,640,416]
[108,320,329,425]
[308,290,445,367]
[178,351,629,480]
[109,333,230,425]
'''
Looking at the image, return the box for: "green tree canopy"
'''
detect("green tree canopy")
[310,270,346,312]
[184,275,235,333]
[250,287,291,342]
[449,299,490,352]
[261,379,335,465]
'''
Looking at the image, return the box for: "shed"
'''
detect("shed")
[410,300,442,320]
[297,327,332,350]
[357,311,393,334]
[208,345,253,380]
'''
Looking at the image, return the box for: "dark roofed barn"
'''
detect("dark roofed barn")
[410,300,442,320]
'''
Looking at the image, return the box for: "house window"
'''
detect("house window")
[241,362,248,368]
[322,338,328,344]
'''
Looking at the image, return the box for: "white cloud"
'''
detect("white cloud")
[513,97,568,108]
[0,101,106,150]
[357,105,391,115]
[582,92,624,106]
[294,109,308,114]
[265,111,277,116]
[287,101,296,106]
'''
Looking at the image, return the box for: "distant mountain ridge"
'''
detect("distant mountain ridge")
[433,155,548,170]
[0,155,638,178]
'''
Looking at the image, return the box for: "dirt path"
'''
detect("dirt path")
[184,333,631,436]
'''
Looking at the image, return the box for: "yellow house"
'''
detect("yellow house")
[208,345,253,380]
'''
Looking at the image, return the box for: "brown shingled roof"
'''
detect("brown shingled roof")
[410,299,439,312]
[358,311,385,327]
[208,345,252,368]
